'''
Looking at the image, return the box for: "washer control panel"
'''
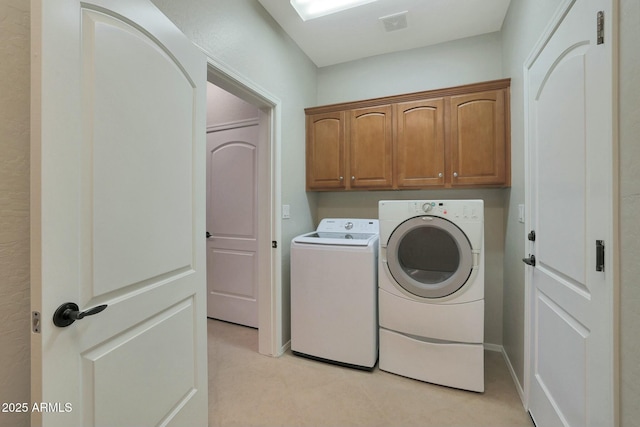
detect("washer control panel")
[317,218,379,233]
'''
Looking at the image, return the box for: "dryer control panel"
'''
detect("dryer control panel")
[408,201,481,220]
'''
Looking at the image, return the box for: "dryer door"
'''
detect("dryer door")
[386,216,473,298]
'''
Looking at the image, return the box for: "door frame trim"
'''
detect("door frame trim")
[202,51,283,357]
[206,118,259,133]
[522,0,619,423]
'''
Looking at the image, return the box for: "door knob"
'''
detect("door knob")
[53,302,108,327]
[206,231,212,238]
[522,254,536,267]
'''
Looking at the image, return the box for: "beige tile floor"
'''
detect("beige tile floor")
[207,319,533,427]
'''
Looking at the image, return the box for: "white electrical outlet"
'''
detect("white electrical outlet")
[282,204,290,219]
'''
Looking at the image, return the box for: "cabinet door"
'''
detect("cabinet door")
[395,98,445,188]
[450,89,508,186]
[349,105,393,189]
[306,112,346,190]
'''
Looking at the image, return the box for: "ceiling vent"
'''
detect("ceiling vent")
[379,11,408,32]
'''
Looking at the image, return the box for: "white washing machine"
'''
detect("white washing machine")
[291,218,379,369]
[378,200,484,392]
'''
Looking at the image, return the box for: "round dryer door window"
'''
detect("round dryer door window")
[386,216,473,298]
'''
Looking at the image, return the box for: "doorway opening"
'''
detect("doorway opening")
[206,62,280,357]
[522,0,616,423]
[206,83,260,328]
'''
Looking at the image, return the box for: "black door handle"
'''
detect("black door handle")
[522,254,536,267]
[53,302,108,327]
[206,231,212,238]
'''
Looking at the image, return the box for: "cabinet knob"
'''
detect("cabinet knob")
[351,176,355,180]
[339,176,343,180]
[438,172,443,178]
[453,172,458,178]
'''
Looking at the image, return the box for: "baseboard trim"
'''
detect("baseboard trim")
[483,343,503,352]
[278,339,291,357]
[501,346,526,407]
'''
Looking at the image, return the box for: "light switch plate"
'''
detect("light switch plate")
[282,204,290,219]
[518,204,525,223]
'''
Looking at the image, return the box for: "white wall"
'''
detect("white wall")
[315,32,507,347]
[150,0,318,348]
[317,32,503,104]
[619,0,640,424]
[206,82,259,126]
[0,1,30,426]
[500,0,558,389]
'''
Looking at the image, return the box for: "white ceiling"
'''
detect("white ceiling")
[257,0,512,67]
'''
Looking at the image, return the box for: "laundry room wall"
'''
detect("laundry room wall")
[206,82,259,126]
[0,1,31,426]
[619,0,640,424]
[314,33,507,347]
[151,0,318,349]
[317,32,503,104]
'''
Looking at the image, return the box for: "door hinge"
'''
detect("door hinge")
[597,11,604,45]
[32,311,41,333]
[272,241,278,249]
[596,240,605,272]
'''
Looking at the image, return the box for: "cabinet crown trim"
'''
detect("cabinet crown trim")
[305,78,511,115]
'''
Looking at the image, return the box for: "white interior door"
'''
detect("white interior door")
[31,1,208,426]
[525,0,615,426]
[206,124,260,328]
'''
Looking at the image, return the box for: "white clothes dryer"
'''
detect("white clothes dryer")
[378,200,485,392]
[291,218,379,369]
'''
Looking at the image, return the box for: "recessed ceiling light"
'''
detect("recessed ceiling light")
[290,0,379,21]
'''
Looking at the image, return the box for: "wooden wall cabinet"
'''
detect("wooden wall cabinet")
[394,98,446,188]
[306,111,346,190]
[306,106,393,190]
[449,90,508,187]
[349,105,393,189]
[305,79,510,191]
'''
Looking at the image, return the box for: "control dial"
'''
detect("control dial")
[422,202,435,213]
[344,221,354,230]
